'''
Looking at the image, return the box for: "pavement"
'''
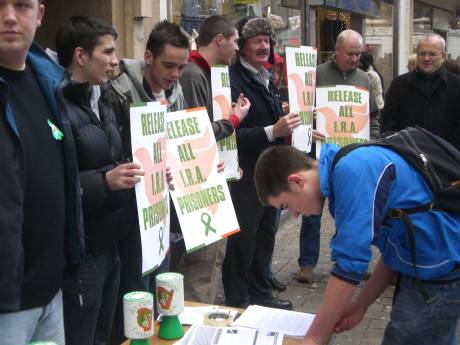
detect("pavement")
[215,202,460,344]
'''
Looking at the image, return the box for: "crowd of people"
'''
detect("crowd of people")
[1,1,459,345]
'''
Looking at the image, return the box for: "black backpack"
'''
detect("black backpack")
[332,126,460,302]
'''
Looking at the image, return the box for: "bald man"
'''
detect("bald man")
[295,29,379,286]
[381,33,460,150]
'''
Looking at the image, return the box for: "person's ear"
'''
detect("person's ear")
[442,51,447,61]
[37,3,45,27]
[215,33,224,47]
[74,47,88,67]
[144,50,154,66]
[287,173,305,188]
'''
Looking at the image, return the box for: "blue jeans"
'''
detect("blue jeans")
[298,215,321,268]
[0,290,65,345]
[382,275,460,345]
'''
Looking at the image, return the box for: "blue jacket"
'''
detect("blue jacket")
[0,43,84,312]
[229,60,284,178]
[319,144,460,283]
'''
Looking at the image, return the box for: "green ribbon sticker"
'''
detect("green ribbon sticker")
[47,119,64,141]
[158,226,165,254]
[201,212,217,236]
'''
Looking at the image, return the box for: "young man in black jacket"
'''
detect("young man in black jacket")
[55,16,143,345]
[0,1,84,344]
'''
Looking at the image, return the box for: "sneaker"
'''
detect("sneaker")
[296,266,314,284]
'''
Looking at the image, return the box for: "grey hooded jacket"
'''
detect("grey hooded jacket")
[110,58,186,112]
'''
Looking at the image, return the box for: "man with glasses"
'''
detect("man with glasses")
[381,33,460,149]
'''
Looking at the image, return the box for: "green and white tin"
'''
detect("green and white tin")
[123,291,154,339]
[156,272,184,316]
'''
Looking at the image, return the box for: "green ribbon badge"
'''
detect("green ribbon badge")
[201,212,217,236]
[47,119,64,141]
[158,226,165,254]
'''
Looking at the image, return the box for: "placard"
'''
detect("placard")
[166,107,240,252]
[286,45,317,153]
[130,101,170,275]
[211,65,240,181]
[315,85,370,157]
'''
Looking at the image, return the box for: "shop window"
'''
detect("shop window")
[316,7,352,63]
[168,0,302,55]
[365,1,393,92]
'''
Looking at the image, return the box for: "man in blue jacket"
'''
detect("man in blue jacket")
[0,1,84,344]
[255,144,460,345]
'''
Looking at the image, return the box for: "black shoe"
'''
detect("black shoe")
[252,296,293,310]
[267,275,287,292]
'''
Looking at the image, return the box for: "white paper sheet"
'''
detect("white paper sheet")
[231,305,315,338]
[174,325,284,345]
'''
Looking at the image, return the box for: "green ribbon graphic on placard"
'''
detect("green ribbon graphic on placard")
[201,212,217,236]
[158,226,165,254]
[47,119,64,140]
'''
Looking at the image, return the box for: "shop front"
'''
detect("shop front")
[168,0,394,90]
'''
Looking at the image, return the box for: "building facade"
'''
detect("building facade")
[36,0,459,86]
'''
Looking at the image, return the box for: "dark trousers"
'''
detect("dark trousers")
[222,178,278,307]
[108,226,147,345]
[63,245,120,345]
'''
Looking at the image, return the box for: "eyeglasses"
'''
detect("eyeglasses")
[417,51,442,58]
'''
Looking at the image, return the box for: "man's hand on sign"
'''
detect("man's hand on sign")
[105,162,144,191]
[311,108,326,142]
[217,160,225,173]
[232,93,251,123]
[166,166,174,191]
[312,129,326,142]
[273,112,301,138]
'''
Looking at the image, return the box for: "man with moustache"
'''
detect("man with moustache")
[177,15,250,304]
[381,33,460,150]
[222,16,300,310]
[0,1,84,344]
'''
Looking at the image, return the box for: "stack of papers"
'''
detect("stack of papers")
[174,325,283,345]
[231,305,315,338]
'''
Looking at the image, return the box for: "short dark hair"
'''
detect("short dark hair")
[197,15,236,47]
[146,20,189,57]
[254,146,316,205]
[56,15,117,69]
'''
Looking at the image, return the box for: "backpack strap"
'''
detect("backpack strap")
[387,207,434,304]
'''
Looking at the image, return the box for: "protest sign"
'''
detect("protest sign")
[315,85,370,157]
[286,45,317,153]
[166,107,240,252]
[211,65,240,181]
[130,101,170,275]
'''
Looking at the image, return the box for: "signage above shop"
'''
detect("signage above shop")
[309,0,381,18]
